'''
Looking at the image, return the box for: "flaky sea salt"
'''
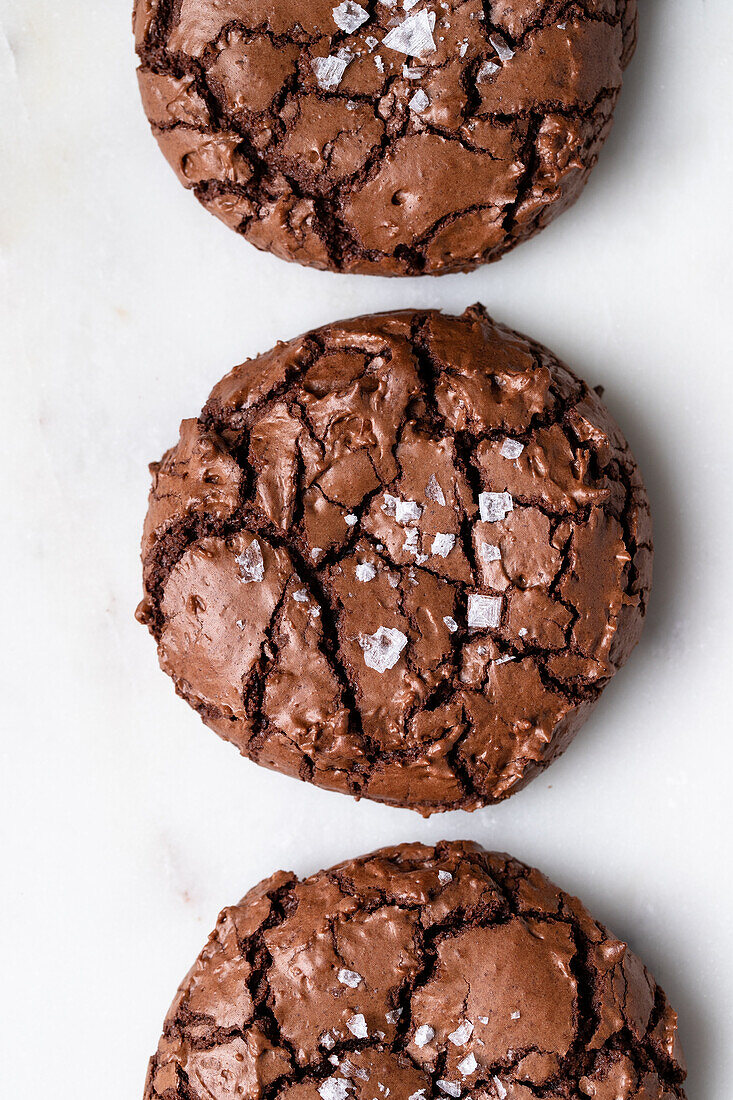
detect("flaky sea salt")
[408,1092,426,1100]
[519,627,528,637]
[383,493,423,524]
[431,532,455,557]
[293,589,310,602]
[385,1008,402,1023]
[345,513,358,526]
[338,968,363,987]
[443,616,458,633]
[409,89,429,113]
[511,1011,521,1020]
[500,438,524,460]
[320,1032,336,1050]
[489,33,514,61]
[356,562,377,582]
[438,869,453,884]
[448,1020,474,1046]
[493,1078,507,1100]
[438,1081,461,1098]
[480,542,501,562]
[345,1063,369,1082]
[403,527,427,563]
[311,51,353,90]
[236,539,264,583]
[360,627,408,672]
[478,1016,489,1024]
[332,1,369,33]
[458,1054,477,1077]
[467,594,502,630]
[347,1013,369,1038]
[383,10,436,57]
[365,35,379,49]
[319,1079,352,1100]
[479,491,513,523]
[374,54,385,71]
[477,59,499,82]
[414,1024,434,1048]
[425,474,446,505]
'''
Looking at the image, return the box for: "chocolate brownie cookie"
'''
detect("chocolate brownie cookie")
[137,306,652,813]
[143,841,686,1100]
[133,0,637,275]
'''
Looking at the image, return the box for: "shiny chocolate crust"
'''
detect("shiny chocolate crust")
[133,0,637,275]
[142,841,686,1100]
[137,306,651,813]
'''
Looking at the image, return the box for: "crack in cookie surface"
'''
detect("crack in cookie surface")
[142,842,686,1100]
[133,0,638,275]
[137,306,652,814]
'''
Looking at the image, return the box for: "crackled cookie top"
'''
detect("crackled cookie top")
[143,842,686,1100]
[133,0,637,275]
[137,307,652,813]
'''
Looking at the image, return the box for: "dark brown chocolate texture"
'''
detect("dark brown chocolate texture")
[137,306,652,814]
[142,841,686,1100]
[133,0,638,275]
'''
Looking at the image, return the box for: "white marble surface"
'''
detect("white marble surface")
[1,1,732,1095]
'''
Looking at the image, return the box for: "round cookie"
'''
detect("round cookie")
[133,0,638,275]
[143,841,686,1100]
[137,306,652,813]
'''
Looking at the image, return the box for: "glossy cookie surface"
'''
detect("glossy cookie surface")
[143,842,686,1100]
[134,1,638,274]
[137,306,652,813]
